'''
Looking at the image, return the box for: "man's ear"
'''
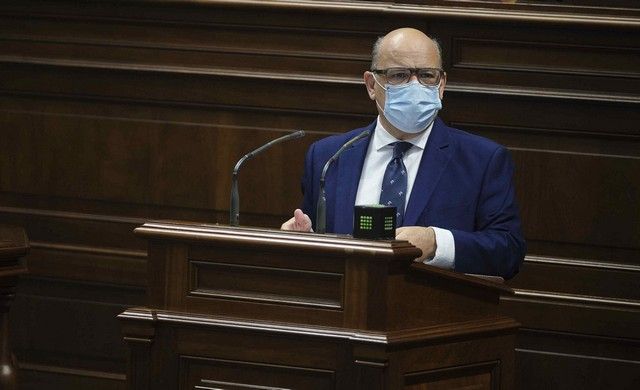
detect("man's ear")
[438,72,447,100]
[363,71,376,100]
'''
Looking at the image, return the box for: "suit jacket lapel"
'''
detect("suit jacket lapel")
[404,118,452,226]
[333,127,374,234]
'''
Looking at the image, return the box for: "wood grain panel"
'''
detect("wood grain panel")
[10,278,145,385]
[0,60,371,114]
[168,254,347,327]
[453,38,640,78]
[189,245,346,273]
[403,361,498,390]
[500,294,639,339]
[520,328,640,360]
[512,149,640,250]
[190,260,344,309]
[26,243,145,286]
[516,349,640,390]
[0,93,370,136]
[440,18,640,96]
[0,1,389,34]
[514,329,640,390]
[181,356,336,390]
[510,258,640,300]
[0,206,145,250]
[454,123,640,158]
[0,207,147,286]
[0,92,368,219]
[175,326,343,370]
[0,106,317,215]
[443,89,640,136]
[391,333,515,389]
[0,15,373,79]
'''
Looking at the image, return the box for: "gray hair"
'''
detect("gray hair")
[370,35,443,70]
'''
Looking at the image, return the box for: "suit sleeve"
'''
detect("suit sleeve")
[450,146,526,279]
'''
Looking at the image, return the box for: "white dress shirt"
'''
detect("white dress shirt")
[354,117,455,269]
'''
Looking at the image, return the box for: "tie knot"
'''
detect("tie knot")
[392,141,413,159]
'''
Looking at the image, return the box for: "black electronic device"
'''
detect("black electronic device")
[353,205,396,240]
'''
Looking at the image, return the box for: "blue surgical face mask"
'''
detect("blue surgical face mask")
[374,76,442,134]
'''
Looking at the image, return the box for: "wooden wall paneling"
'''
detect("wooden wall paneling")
[515,147,638,249]
[451,36,640,94]
[514,329,640,390]
[441,19,640,96]
[0,62,371,114]
[0,208,147,284]
[0,0,639,389]
[11,278,143,390]
[0,188,149,388]
[511,260,640,301]
[0,14,374,80]
[0,1,380,223]
[0,91,369,220]
[0,91,372,228]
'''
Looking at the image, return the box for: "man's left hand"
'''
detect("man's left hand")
[396,226,437,262]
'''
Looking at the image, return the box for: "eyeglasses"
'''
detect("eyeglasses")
[372,68,444,86]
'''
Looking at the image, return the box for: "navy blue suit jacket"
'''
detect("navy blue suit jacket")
[300,118,526,279]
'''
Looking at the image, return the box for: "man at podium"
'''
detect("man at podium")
[282,28,525,280]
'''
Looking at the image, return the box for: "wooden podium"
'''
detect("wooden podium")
[120,221,518,389]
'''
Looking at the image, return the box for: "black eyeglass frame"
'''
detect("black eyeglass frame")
[371,67,445,86]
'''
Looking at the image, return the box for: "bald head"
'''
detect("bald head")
[371,28,442,70]
[363,28,447,139]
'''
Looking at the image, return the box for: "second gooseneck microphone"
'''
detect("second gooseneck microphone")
[316,130,371,234]
[230,130,305,226]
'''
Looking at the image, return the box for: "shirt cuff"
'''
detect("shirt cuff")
[425,227,455,270]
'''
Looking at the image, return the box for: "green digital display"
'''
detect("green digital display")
[384,216,394,231]
[359,215,373,230]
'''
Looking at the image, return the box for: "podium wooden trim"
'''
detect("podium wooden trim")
[121,221,518,389]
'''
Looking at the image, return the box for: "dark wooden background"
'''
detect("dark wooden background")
[1,0,638,389]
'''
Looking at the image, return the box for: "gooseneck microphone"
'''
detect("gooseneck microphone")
[230,130,305,226]
[316,130,371,234]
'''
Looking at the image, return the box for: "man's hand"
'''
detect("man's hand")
[281,209,313,232]
[396,226,437,262]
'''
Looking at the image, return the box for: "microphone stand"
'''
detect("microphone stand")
[230,130,305,226]
[316,130,370,234]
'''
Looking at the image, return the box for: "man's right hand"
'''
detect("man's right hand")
[281,209,313,232]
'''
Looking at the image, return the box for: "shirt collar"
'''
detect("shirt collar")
[372,116,432,152]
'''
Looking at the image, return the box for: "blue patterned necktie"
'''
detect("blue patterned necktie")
[379,141,413,227]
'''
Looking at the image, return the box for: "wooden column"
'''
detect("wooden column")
[0,226,29,390]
